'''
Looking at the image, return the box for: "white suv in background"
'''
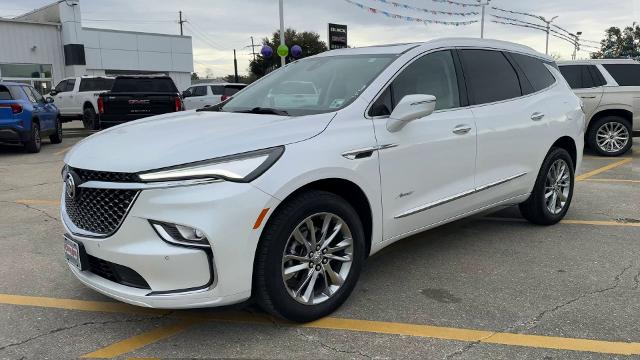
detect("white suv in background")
[61,38,584,322]
[48,76,115,130]
[558,59,640,156]
[182,83,246,110]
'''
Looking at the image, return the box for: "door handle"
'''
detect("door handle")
[580,96,596,99]
[452,124,472,135]
[531,112,545,121]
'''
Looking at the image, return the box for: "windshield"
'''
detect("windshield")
[220,54,397,116]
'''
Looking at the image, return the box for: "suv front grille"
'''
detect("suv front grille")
[72,167,140,183]
[65,186,139,236]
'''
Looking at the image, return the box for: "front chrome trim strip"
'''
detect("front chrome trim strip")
[395,172,528,219]
[79,178,223,190]
[341,144,398,160]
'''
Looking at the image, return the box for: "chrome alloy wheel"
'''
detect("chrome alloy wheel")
[281,213,354,305]
[545,159,571,215]
[596,121,629,153]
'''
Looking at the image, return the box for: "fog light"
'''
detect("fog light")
[150,221,210,248]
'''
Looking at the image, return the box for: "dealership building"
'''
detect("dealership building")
[0,0,194,93]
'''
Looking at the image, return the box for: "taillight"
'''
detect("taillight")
[97,97,104,114]
[175,97,183,112]
[0,103,23,114]
[221,95,230,102]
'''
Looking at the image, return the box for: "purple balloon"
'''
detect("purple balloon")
[291,45,303,58]
[261,45,273,58]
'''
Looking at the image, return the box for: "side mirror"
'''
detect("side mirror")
[182,90,192,98]
[386,94,436,132]
[49,90,58,96]
[46,97,55,104]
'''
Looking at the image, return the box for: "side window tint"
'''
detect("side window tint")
[587,66,606,87]
[392,50,460,111]
[210,86,223,95]
[369,88,392,117]
[224,86,243,96]
[602,64,640,86]
[192,86,207,96]
[510,53,556,92]
[559,65,595,89]
[23,86,37,103]
[54,80,67,93]
[65,79,76,92]
[459,50,522,105]
[29,87,45,103]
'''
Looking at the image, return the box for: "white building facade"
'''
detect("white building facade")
[0,0,193,93]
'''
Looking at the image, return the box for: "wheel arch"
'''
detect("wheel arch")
[551,136,577,170]
[83,101,95,110]
[262,178,374,258]
[588,108,633,133]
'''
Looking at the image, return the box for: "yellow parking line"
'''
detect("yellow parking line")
[54,146,73,156]
[576,158,632,181]
[81,319,202,359]
[1,293,640,356]
[584,178,640,184]
[560,219,640,227]
[15,199,61,206]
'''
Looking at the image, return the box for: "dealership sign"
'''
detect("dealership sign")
[328,23,348,50]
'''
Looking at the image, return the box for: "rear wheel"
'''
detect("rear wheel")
[254,190,365,322]
[24,122,41,153]
[82,106,99,130]
[49,117,63,144]
[587,116,632,157]
[520,147,574,225]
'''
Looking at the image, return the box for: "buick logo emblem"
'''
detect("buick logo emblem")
[65,173,77,200]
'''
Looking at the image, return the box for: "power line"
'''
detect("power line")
[184,23,225,51]
[186,20,228,49]
[363,0,480,16]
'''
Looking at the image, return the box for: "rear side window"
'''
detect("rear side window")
[111,78,178,93]
[191,86,207,96]
[602,64,640,86]
[0,86,11,100]
[79,78,115,92]
[510,53,556,92]
[459,49,522,105]
[558,65,604,89]
[223,85,244,96]
[210,85,223,95]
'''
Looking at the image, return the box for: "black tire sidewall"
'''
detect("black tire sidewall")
[588,116,632,156]
[256,191,365,322]
[49,117,63,143]
[25,122,41,153]
[83,107,97,130]
[533,148,575,223]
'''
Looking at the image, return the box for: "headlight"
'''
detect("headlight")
[138,146,284,183]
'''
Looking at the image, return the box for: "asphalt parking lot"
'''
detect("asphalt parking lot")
[0,122,638,360]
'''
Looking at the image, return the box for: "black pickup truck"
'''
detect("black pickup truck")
[97,75,184,129]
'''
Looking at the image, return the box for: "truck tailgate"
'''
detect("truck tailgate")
[103,93,176,116]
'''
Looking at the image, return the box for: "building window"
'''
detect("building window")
[0,63,54,95]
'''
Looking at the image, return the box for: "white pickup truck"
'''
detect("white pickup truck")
[558,59,639,156]
[47,76,114,129]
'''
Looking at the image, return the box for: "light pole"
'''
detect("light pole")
[279,0,285,67]
[571,31,582,60]
[539,15,558,55]
[479,0,491,38]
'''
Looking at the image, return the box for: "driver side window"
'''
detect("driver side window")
[54,80,67,93]
[369,50,461,117]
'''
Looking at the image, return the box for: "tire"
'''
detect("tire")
[82,106,99,130]
[587,116,632,157]
[49,117,63,144]
[23,122,41,153]
[253,190,366,322]
[519,147,575,225]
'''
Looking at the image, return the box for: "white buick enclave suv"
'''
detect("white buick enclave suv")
[61,38,584,322]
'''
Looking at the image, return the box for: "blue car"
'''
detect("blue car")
[0,82,62,153]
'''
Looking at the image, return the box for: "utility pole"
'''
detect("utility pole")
[571,31,582,60]
[178,11,186,36]
[538,15,558,55]
[478,0,491,38]
[233,49,239,83]
[245,36,259,62]
[279,0,285,67]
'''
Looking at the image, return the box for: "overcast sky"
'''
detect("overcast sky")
[2,0,639,76]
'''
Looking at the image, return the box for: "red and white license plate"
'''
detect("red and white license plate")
[64,236,82,270]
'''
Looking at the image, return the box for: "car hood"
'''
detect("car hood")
[65,110,335,173]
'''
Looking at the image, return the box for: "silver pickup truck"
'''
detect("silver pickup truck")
[558,59,639,156]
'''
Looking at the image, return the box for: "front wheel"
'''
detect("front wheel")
[82,106,99,130]
[253,190,365,322]
[587,116,632,157]
[520,147,575,225]
[23,122,41,153]
[49,117,63,144]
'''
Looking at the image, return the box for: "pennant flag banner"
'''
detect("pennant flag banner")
[343,0,479,26]
[369,0,479,16]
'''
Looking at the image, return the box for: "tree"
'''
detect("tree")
[249,28,328,78]
[591,24,640,59]
[191,72,199,80]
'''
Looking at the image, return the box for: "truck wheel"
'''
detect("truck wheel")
[49,117,63,144]
[24,122,42,153]
[83,106,99,130]
[587,116,632,157]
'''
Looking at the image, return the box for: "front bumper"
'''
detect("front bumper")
[62,180,279,308]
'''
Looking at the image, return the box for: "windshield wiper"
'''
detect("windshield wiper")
[233,107,289,116]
